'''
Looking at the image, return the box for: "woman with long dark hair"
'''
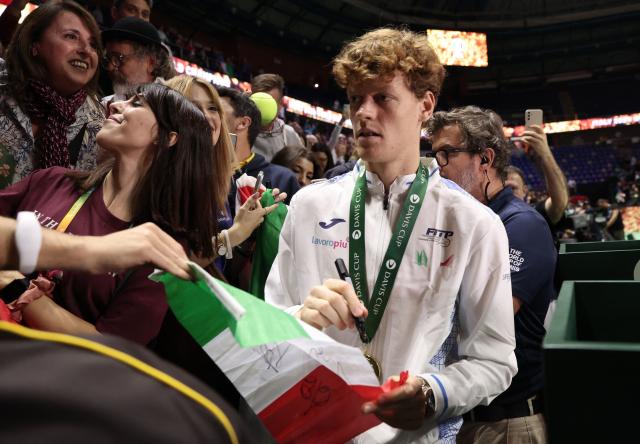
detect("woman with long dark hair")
[0,84,222,344]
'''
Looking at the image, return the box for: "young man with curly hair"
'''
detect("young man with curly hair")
[265,28,517,443]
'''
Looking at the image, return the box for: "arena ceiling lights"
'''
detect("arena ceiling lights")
[426,29,488,67]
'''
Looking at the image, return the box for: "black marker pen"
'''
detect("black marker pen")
[334,258,369,343]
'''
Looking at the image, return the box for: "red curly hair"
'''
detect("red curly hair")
[332,27,445,100]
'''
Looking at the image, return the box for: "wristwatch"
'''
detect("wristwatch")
[215,230,233,259]
[418,377,436,417]
[216,236,228,257]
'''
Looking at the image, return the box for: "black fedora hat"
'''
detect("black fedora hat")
[102,16,161,47]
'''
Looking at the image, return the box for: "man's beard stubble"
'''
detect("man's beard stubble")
[456,167,484,202]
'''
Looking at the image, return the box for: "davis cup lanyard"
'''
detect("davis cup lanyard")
[348,163,429,342]
[56,188,95,233]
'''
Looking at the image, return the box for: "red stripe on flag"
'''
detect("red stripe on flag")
[258,365,382,444]
[237,185,255,205]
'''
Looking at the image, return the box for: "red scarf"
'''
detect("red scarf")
[25,80,88,169]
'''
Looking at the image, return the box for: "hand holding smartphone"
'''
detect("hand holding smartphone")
[254,171,264,195]
[250,171,264,210]
[523,109,543,153]
[525,109,543,128]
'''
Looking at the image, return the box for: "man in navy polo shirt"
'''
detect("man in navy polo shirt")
[428,106,556,444]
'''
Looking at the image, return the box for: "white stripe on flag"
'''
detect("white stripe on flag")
[205,317,379,412]
[188,262,246,321]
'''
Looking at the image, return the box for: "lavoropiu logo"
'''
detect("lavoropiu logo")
[311,236,348,249]
[319,218,346,229]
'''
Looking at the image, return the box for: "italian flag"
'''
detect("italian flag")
[234,173,288,300]
[151,263,385,443]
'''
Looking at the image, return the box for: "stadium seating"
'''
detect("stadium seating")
[510,143,636,190]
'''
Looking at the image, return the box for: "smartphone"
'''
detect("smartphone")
[525,109,543,128]
[229,133,237,148]
[523,109,543,154]
[253,171,264,194]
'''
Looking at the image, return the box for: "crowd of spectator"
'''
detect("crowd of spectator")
[514,137,640,243]
[85,0,250,80]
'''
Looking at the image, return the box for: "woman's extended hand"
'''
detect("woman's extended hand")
[227,192,280,246]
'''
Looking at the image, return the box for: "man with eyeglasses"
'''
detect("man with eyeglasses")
[101,17,174,108]
[427,106,555,444]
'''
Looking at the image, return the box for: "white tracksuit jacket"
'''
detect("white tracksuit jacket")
[265,158,517,443]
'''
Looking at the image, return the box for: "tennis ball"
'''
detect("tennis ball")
[250,92,278,126]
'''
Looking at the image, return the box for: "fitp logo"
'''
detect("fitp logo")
[420,227,454,247]
[409,194,420,204]
[352,229,362,240]
[386,259,397,270]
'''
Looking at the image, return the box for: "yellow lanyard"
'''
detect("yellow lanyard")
[56,187,95,233]
[236,153,255,170]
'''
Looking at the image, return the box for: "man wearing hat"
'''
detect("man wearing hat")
[101,16,175,107]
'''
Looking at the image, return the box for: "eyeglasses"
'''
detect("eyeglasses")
[432,147,477,167]
[101,52,138,69]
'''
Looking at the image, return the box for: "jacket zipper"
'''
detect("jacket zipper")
[370,188,393,361]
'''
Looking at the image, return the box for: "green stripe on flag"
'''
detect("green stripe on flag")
[250,190,288,300]
[151,264,309,348]
[152,269,229,346]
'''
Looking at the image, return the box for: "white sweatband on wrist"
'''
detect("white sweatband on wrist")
[222,229,233,259]
[15,211,42,274]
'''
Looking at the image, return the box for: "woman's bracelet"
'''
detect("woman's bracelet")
[221,229,233,259]
[15,212,42,274]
